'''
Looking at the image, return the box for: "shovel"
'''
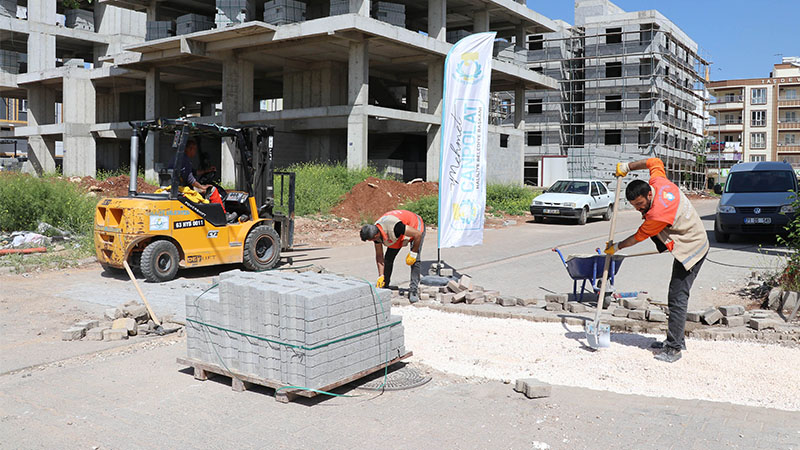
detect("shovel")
[585,176,623,349]
[123,260,178,336]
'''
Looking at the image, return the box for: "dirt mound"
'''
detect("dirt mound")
[332,177,438,223]
[73,175,158,197]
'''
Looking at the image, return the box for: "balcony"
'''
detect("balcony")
[778,119,800,130]
[778,97,800,107]
[777,143,800,152]
[709,95,744,110]
[707,120,743,132]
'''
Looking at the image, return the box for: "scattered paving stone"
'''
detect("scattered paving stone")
[567,302,586,313]
[104,308,122,321]
[124,304,149,321]
[719,305,745,317]
[61,327,85,341]
[544,293,568,304]
[516,298,537,306]
[75,320,100,330]
[103,328,128,341]
[781,291,799,310]
[112,317,137,336]
[612,308,630,317]
[467,295,485,305]
[749,318,775,331]
[498,296,516,307]
[628,310,646,320]
[647,310,667,322]
[545,302,564,312]
[686,311,703,322]
[622,297,646,310]
[702,308,723,325]
[452,290,467,304]
[438,293,454,304]
[458,275,473,291]
[420,293,431,301]
[473,285,484,292]
[514,378,551,399]
[722,316,745,327]
[767,287,783,309]
[85,327,108,341]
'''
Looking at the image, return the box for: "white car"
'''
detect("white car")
[530,179,615,225]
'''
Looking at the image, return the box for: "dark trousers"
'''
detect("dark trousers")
[383,230,425,294]
[665,255,705,351]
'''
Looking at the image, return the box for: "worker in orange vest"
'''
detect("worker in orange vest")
[360,210,425,303]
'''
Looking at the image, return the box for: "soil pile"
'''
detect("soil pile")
[74,175,159,197]
[332,177,438,223]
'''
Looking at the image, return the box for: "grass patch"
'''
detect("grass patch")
[282,162,383,216]
[401,195,439,226]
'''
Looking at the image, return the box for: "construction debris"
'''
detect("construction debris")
[61,300,183,342]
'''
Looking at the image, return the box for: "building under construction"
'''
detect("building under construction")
[520,0,709,188]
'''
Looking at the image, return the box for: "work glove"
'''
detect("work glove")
[604,241,619,256]
[376,275,385,288]
[615,162,629,178]
[405,251,418,266]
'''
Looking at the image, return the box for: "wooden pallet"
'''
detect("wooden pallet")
[177,351,413,403]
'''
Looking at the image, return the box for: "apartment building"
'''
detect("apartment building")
[707,57,800,171]
[520,0,709,188]
[1,0,558,184]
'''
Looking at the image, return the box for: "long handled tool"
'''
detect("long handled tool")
[123,260,176,335]
[585,176,624,349]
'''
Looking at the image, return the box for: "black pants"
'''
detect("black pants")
[665,255,706,351]
[383,230,425,294]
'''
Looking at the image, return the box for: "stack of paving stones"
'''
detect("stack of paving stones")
[329,0,349,16]
[0,0,16,18]
[61,300,179,341]
[146,20,175,40]
[65,8,95,31]
[371,1,404,27]
[215,0,256,27]
[0,49,18,75]
[185,269,405,390]
[263,0,306,25]
[176,13,214,35]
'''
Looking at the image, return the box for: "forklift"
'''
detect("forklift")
[93,118,295,282]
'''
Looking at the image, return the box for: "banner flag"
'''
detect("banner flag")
[437,32,496,249]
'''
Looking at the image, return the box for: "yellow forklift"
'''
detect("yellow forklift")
[94,118,294,282]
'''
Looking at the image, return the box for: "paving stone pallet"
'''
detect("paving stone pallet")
[185,270,406,391]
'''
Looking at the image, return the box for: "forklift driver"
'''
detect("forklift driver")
[174,139,214,193]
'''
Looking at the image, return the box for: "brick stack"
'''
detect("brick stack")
[263,0,306,25]
[176,14,214,35]
[185,270,405,390]
[0,49,18,75]
[371,1,404,27]
[215,0,256,27]
[65,9,95,31]
[146,21,175,41]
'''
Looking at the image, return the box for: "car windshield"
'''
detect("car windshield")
[548,180,589,195]
[725,171,797,193]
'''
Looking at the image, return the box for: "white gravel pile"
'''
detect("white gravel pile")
[397,306,800,411]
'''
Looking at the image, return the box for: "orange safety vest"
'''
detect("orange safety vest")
[375,210,424,249]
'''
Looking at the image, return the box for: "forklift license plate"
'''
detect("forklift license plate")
[544,209,560,214]
[744,217,771,224]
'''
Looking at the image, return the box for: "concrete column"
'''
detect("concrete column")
[425,60,444,181]
[349,0,370,16]
[25,137,57,174]
[221,57,254,185]
[407,83,419,112]
[428,0,446,42]
[62,75,97,176]
[515,24,525,52]
[144,68,160,180]
[513,83,526,184]
[27,33,56,72]
[27,85,55,127]
[27,0,55,23]
[473,9,489,32]
[346,40,369,169]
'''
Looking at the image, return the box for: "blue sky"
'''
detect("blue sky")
[527,0,799,81]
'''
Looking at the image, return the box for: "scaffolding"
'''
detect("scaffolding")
[524,23,710,189]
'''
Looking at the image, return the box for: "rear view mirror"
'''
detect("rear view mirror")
[542,189,548,194]
[713,184,722,195]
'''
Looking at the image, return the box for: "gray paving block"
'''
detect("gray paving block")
[647,310,667,322]
[515,378,551,399]
[567,302,586,313]
[702,308,723,325]
[719,305,745,317]
[61,327,85,341]
[628,310,646,320]
[722,316,745,327]
[103,328,128,341]
[544,293,568,304]
[622,297,646,310]
[612,308,630,317]
[686,311,703,322]
[545,302,564,311]
[749,318,774,331]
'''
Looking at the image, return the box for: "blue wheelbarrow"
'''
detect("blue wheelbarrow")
[552,247,625,302]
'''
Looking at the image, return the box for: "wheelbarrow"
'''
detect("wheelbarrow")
[552,247,625,303]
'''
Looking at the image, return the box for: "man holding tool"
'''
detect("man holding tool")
[360,210,425,303]
[605,158,709,363]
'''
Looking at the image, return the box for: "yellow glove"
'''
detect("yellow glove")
[615,162,629,178]
[604,241,619,255]
[376,275,385,288]
[405,251,418,266]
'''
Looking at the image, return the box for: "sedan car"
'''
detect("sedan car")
[530,179,615,225]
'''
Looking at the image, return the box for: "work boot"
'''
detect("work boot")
[654,347,682,363]
[409,292,419,304]
[650,340,687,351]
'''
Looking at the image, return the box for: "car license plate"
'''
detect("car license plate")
[543,209,560,214]
[744,217,771,224]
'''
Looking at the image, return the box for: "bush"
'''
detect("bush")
[778,191,800,291]
[281,162,382,216]
[401,195,439,226]
[486,184,540,216]
[0,173,97,234]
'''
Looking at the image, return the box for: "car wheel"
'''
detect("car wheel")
[243,224,281,271]
[714,220,730,243]
[533,216,544,223]
[140,240,180,282]
[602,204,612,221]
[577,207,588,225]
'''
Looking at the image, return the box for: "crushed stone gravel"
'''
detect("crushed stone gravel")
[396,306,800,411]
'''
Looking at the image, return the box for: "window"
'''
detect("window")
[784,111,798,123]
[605,27,622,44]
[751,132,766,149]
[751,88,767,105]
[605,62,622,78]
[523,160,539,186]
[527,98,542,114]
[527,131,542,146]
[18,99,27,113]
[782,89,798,100]
[751,110,766,127]
[605,95,622,111]
[640,23,656,44]
[597,182,608,195]
[528,34,543,51]
[786,134,797,145]
[639,58,653,78]
[638,93,652,113]
[530,66,543,74]
[605,129,622,145]
[723,114,740,124]
[638,128,652,145]
[750,155,766,162]
[725,170,797,193]
[500,134,509,148]
[591,182,600,196]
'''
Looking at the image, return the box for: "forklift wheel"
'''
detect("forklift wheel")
[243,225,281,271]
[140,240,180,282]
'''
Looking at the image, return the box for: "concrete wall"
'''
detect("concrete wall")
[486,130,524,185]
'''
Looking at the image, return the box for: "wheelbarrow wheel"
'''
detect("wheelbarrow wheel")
[577,207,588,225]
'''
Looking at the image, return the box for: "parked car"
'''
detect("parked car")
[713,161,798,242]
[530,179,615,225]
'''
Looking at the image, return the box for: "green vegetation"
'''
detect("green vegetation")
[777,192,800,291]
[402,184,542,226]
[283,162,383,216]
